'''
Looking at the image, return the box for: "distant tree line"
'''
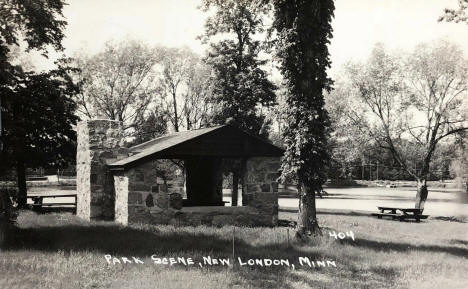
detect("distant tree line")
[327,141,454,181]
[73,41,216,143]
[326,40,468,208]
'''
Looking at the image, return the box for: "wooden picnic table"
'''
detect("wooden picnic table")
[27,194,77,214]
[372,206,429,222]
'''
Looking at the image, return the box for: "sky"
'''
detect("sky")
[33,0,468,75]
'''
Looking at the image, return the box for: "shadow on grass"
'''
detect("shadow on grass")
[33,207,76,214]
[450,239,468,246]
[432,216,467,223]
[8,225,233,256]
[280,208,372,217]
[3,220,402,289]
[341,238,468,258]
[5,224,341,288]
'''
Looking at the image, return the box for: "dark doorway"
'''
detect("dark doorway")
[184,157,223,206]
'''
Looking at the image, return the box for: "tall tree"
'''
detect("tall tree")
[158,47,215,132]
[1,0,67,150]
[200,0,277,207]
[2,62,79,207]
[159,47,190,132]
[200,0,277,136]
[183,59,215,130]
[0,0,66,59]
[272,0,335,237]
[342,41,468,209]
[440,1,468,192]
[0,0,71,207]
[74,40,161,132]
[325,78,373,179]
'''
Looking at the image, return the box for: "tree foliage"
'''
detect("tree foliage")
[0,0,67,106]
[75,42,215,137]
[183,58,216,130]
[200,0,277,137]
[449,117,468,191]
[159,47,214,132]
[325,76,372,178]
[1,61,79,206]
[0,0,66,57]
[272,0,335,237]
[0,0,72,207]
[331,40,468,208]
[439,0,468,23]
[1,0,68,140]
[440,4,468,189]
[159,47,194,132]
[128,110,168,146]
[74,40,161,132]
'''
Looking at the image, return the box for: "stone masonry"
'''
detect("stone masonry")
[114,160,185,225]
[77,119,281,227]
[242,157,280,226]
[76,119,128,220]
[114,156,280,227]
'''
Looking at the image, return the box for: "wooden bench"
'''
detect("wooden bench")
[28,194,77,214]
[398,214,428,222]
[371,212,401,220]
[27,176,48,181]
[373,206,429,222]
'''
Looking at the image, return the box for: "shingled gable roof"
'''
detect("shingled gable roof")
[108,124,284,170]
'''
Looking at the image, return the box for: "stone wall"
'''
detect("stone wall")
[114,159,185,225]
[154,206,269,227]
[76,119,128,221]
[242,157,280,226]
[117,156,280,227]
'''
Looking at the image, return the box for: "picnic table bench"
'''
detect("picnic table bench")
[371,206,428,222]
[27,194,77,214]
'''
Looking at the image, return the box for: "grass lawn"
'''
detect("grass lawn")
[0,211,467,289]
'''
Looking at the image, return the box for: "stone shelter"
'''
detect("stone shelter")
[76,119,283,227]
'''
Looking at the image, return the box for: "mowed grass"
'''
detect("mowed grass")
[0,211,467,289]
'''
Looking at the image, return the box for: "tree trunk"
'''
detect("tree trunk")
[172,91,179,132]
[415,179,428,210]
[0,96,3,152]
[231,172,239,207]
[16,157,27,208]
[296,183,321,240]
[0,221,6,248]
[0,192,7,247]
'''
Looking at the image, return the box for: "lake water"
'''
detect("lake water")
[28,186,468,218]
[223,187,468,218]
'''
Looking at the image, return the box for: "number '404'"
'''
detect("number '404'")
[329,231,355,241]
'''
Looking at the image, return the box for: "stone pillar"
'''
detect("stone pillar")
[76,119,126,221]
[114,172,129,225]
[243,157,280,226]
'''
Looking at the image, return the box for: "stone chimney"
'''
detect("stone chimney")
[76,119,127,220]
